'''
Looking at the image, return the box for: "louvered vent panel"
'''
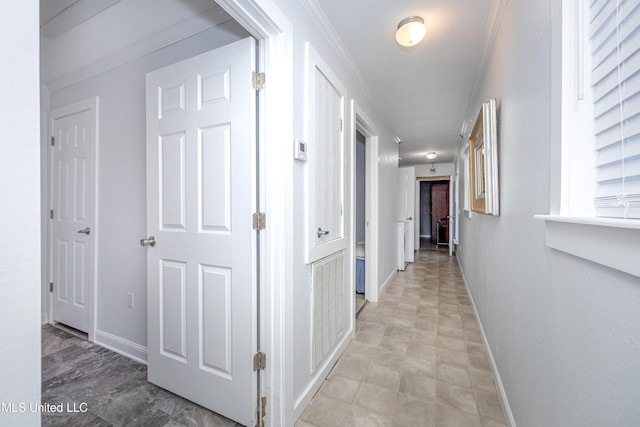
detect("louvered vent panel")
[311,251,344,373]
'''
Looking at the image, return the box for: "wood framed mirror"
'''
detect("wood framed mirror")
[469,99,499,215]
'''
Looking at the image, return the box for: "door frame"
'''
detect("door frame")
[214,1,294,425]
[352,103,379,303]
[415,175,454,256]
[46,96,99,341]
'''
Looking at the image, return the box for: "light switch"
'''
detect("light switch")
[294,139,307,161]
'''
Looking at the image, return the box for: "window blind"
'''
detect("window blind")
[590,0,640,218]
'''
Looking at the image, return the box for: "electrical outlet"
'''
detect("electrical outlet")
[127,292,134,308]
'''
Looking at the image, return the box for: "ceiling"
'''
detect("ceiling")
[315,0,496,166]
[41,0,497,166]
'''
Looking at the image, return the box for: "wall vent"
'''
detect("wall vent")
[311,251,344,373]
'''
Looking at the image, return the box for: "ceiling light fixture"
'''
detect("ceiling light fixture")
[395,16,426,47]
[426,152,437,160]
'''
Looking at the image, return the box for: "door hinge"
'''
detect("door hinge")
[253,351,266,371]
[50,209,54,219]
[252,71,265,91]
[260,396,267,427]
[50,136,55,147]
[49,282,53,293]
[253,212,266,230]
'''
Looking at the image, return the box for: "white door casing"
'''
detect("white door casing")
[49,97,98,334]
[145,37,257,426]
[398,167,415,263]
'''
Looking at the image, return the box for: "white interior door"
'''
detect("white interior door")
[50,99,97,333]
[145,37,257,426]
[398,167,415,263]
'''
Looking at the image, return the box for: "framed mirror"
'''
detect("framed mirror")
[469,99,499,215]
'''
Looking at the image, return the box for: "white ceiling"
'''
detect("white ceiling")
[41,0,497,166]
[315,0,495,166]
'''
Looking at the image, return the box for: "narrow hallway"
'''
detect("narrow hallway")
[298,251,507,427]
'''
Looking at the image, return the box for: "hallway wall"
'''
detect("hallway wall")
[0,1,41,425]
[456,1,640,426]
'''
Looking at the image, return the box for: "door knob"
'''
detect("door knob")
[317,228,330,238]
[77,227,90,235]
[406,217,413,221]
[140,236,156,247]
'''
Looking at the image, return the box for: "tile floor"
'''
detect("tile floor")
[41,325,241,426]
[41,249,505,427]
[297,250,508,427]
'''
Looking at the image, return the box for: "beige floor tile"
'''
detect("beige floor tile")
[437,364,472,388]
[364,363,401,391]
[469,369,498,393]
[410,330,437,346]
[390,392,436,427]
[295,420,317,427]
[406,341,437,361]
[468,354,492,372]
[330,356,369,382]
[439,316,464,329]
[377,336,409,354]
[384,326,413,341]
[438,336,466,352]
[438,325,465,340]
[372,351,406,371]
[398,371,437,402]
[436,404,483,427]
[464,329,484,343]
[354,332,383,347]
[465,341,487,355]
[475,390,506,422]
[341,405,390,427]
[481,417,508,427]
[321,374,362,403]
[437,348,469,369]
[358,322,388,336]
[344,341,381,363]
[402,354,437,379]
[353,382,397,416]
[436,381,478,415]
[301,395,351,427]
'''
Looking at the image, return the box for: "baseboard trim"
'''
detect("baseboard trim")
[292,327,355,421]
[41,311,48,325]
[457,259,516,427]
[379,268,397,298]
[94,329,148,365]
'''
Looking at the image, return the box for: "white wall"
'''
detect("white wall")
[457,1,640,425]
[414,162,455,177]
[282,0,400,415]
[45,21,250,357]
[0,1,41,425]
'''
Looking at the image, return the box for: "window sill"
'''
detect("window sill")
[534,215,640,278]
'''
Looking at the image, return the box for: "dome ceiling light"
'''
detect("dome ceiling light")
[426,152,437,160]
[395,16,426,47]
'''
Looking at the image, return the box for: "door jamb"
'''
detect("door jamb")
[214,1,294,425]
[353,104,380,303]
[46,96,99,342]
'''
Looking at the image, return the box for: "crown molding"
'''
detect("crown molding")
[297,0,399,138]
[44,6,232,92]
[459,0,508,153]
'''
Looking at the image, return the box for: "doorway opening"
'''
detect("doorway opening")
[353,105,380,306]
[354,130,366,315]
[418,178,450,251]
